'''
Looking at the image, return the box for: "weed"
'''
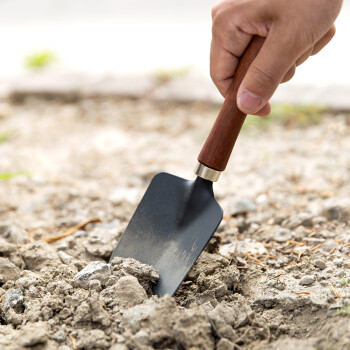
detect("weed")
[153,66,190,83]
[0,172,31,180]
[338,277,350,287]
[0,130,14,144]
[242,104,326,131]
[24,50,56,70]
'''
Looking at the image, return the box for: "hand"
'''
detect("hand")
[210,0,343,116]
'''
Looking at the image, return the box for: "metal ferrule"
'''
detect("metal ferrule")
[194,162,221,182]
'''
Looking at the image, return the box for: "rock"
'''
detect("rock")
[74,230,87,238]
[274,228,292,243]
[17,322,48,347]
[300,275,315,286]
[217,338,235,350]
[0,223,28,244]
[73,261,111,286]
[76,329,109,350]
[283,213,314,229]
[231,199,256,216]
[113,276,147,308]
[322,240,338,252]
[333,258,343,267]
[19,241,60,270]
[314,259,326,270]
[1,288,23,312]
[52,330,66,343]
[323,204,350,222]
[0,258,20,282]
[111,257,159,294]
[58,251,73,264]
[220,240,267,258]
[173,307,214,349]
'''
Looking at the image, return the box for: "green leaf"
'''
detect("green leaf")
[24,50,56,71]
[0,130,13,144]
[0,172,32,180]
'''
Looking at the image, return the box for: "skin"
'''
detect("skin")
[210,0,343,116]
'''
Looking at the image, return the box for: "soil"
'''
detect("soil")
[1,97,350,349]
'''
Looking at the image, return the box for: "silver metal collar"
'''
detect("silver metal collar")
[194,162,221,182]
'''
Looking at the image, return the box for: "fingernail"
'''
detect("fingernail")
[238,90,263,113]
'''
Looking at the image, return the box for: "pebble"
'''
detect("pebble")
[17,322,48,347]
[231,199,256,216]
[73,261,111,285]
[58,251,73,264]
[333,258,343,267]
[0,257,20,282]
[323,205,350,222]
[52,330,66,343]
[314,259,326,270]
[74,230,87,238]
[113,276,147,308]
[284,213,314,229]
[2,288,23,311]
[274,228,292,243]
[300,275,316,286]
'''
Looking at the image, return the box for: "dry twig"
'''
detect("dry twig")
[330,284,341,299]
[41,217,101,243]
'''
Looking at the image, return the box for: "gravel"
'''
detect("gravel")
[0,98,350,349]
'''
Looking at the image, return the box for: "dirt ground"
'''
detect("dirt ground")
[0,97,350,350]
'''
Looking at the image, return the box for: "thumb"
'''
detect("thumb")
[237,31,300,114]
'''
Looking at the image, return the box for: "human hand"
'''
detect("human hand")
[210,0,343,116]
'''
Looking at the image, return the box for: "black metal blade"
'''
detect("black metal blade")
[109,172,223,297]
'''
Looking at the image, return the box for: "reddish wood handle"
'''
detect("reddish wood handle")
[198,36,264,171]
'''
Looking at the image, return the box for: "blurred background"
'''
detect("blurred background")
[0,0,349,93]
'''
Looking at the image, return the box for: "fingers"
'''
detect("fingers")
[281,64,296,83]
[237,31,301,114]
[210,7,252,97]
[312,25,336,55]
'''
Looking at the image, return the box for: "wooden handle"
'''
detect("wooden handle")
[198,36,264,171]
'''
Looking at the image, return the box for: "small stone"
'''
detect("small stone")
[19,241,60,270]
[113,276,147,308]
[231,199,256,216]
[216,338,235,350]
[76,329,109,350]
[58,251,73,264]
[73,261,111,286]
[333,258,343,267]
[322,240,338,252]
[88,279,102,292]
[323,204,350,222]
[1,288,23,312]
[274,228,292,243]
[74,230,87,238]
[314,259,326,270]
[52,330,66,343]
[284,213,314,229]
[0,223,28,244]
[0,258,20,282]
[17,322,48,347]
[300,275,315,286]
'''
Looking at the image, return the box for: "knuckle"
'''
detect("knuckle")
[250,65,279,88]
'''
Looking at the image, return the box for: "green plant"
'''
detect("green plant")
[242,104,326,131]
[24,50,56,70]
[338,277,350,287]
[153,66,191,83]
[0,130,14,144]
[0,172,31,180]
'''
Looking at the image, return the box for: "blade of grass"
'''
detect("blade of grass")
[0,172,32,180]
[0,130,14,144]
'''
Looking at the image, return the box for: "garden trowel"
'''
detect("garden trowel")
[110,36,264,297]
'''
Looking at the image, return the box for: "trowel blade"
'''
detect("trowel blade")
[110,172,223,297]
